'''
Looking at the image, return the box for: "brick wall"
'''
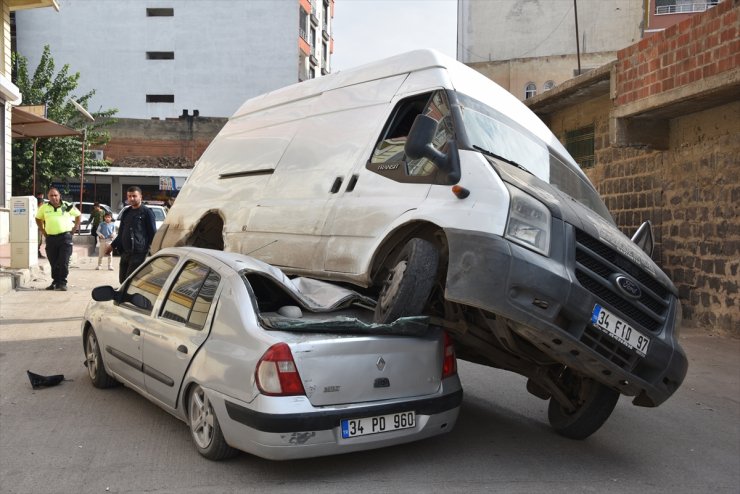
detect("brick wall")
[616,0,737,106]
[101,117,227,166]
[539,2,739,334]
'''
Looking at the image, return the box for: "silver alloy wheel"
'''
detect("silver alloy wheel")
[189,385,215,449]
[86,332,100,380]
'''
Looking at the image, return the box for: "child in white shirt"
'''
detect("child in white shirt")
[96,213,117,270]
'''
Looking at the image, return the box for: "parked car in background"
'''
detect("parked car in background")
[77,202,115,234]
[81,247,461,460]
[115,204,167,231]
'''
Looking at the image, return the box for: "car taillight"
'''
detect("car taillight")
[255,343,305,396]
[442,331,457,379]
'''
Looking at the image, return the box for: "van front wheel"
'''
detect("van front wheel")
[374,238,439,323]
[547,369,620,440]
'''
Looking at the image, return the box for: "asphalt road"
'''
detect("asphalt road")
[1,255,738,493]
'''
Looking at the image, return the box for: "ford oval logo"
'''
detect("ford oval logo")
[615,275,641,299]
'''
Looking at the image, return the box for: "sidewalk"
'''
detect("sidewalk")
[0,235,100,296]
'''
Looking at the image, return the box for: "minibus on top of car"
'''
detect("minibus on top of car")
[151,49,687,439]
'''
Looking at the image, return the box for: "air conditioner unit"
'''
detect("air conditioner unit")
[90,150,104,160]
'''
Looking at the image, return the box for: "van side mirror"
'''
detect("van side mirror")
[405,114,461,185]
[631,220,654,258]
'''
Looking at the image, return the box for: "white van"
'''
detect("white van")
[153,50,687,439]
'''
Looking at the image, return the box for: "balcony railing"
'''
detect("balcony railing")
[655,1,720,15]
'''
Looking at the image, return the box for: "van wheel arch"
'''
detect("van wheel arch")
[186,211,225,251]
[370,223,448,321]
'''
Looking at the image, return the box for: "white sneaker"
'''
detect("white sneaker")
[96,266,101,270]
[108,266,114,271]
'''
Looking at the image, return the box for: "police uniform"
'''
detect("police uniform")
[36,201,81,291]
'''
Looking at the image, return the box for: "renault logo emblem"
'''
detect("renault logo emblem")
[615,275,642,299]
[376,357,386,371]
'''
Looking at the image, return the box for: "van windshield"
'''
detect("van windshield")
[457,93,613,222]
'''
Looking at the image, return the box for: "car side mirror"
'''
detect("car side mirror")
[404,114,461,185]
[91,285,116,302]
[631,220,654,258]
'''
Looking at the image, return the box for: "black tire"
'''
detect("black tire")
[547,371,620,440]
[84,328,117,389]
[374,238,439,323]
[188,384,238,461]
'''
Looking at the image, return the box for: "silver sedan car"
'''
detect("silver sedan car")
[82,247,462,460]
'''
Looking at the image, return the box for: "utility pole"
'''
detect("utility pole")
[574,0,582,75]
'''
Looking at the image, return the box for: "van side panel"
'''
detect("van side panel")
[237,76,408,270]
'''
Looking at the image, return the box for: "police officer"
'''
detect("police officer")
[35,188,81,291]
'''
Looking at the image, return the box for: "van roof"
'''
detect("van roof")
[230,49,577,170]
[232,49,451,119]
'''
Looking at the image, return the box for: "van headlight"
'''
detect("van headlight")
[504,184,551,256]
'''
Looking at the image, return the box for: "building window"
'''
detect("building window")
[146,94,175,103]
[299,7,308,41]
[655,0,719,15]
[565,125,595,169]
[525,82,537,99]
[146,52,175,60]
[146,8,174,17]
[543,80,555,91]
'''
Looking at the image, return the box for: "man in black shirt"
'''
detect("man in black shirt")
[107,186,157,284]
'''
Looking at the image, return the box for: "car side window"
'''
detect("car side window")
[367,90,454,184]
[121,256,179,313]
[160,261,221,330]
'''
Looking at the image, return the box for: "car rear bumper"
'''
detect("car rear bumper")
[207,379,462,460]
[443,226,688,407]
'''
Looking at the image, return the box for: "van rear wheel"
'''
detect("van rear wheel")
[374,238,439,323]
[547,369,620,440]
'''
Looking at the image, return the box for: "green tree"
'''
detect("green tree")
[11,45,118,196]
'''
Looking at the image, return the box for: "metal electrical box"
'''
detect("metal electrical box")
[10,196,38,268]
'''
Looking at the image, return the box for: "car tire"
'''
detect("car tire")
[188,384,238,461]
[84,328,117,388]
[547,370,620,440]
[374,238,439,323]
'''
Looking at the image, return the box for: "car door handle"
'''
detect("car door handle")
[132,328,141,336]
[177,345,188,354]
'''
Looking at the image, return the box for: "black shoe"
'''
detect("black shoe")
[45,283,56,290]
[55,285,68,291]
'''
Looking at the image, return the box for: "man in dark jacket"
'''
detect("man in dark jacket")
[107,186,157,283]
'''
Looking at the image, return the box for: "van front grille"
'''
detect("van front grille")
[574,230,670,334]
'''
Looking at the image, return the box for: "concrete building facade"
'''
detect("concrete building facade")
[458,0,645,99]
[525,1,739,333]
[14,0,334,120]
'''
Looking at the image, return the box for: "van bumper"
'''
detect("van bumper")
[443,226,688,407]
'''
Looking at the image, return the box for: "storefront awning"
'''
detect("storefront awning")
[11,106,81,139]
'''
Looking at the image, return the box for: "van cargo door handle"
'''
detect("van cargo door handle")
[132,328,141,336]
[330,177,343,193]
[346,174,359,192]
[177,345,188,354]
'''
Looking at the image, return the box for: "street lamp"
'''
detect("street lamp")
[69,98,94,228]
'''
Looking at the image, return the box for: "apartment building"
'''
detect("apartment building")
[458,0,645,100]
[14,0,335,119]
